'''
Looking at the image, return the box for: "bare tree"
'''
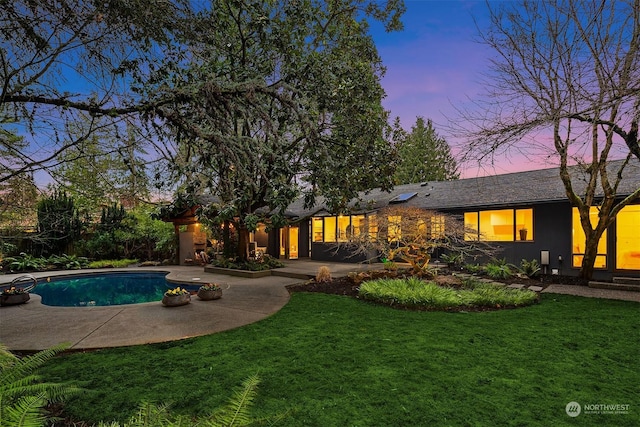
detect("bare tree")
[345,206,499,274]
[456,0,640,279]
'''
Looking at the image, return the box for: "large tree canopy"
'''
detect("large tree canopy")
[143,0,405,259]
[0,0,192,183]
[457,0,640,279]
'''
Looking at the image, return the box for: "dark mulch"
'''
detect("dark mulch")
[286,269,588,299]
[285,268,590,312]
[287,276,361,297]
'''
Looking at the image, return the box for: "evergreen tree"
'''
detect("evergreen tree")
[36,191,85,256]
[393,117,459,184]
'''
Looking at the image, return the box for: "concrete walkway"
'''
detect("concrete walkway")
[1,261,638,351]
[541,283,640,302]
[0,261,379,351]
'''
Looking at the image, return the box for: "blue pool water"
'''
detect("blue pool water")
[31,272,189,307]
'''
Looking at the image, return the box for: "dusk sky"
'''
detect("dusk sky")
[369,1,532,177]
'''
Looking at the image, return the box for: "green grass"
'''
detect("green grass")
[39,293,639,426]
[359,277,539,308]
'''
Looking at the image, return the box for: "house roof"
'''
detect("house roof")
[290,158,640,217]
[165,159,640,222]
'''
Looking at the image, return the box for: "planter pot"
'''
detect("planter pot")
[162,293,191,307]
[519,229,528,241]
[0,293,30,306]
[197,288,222,301]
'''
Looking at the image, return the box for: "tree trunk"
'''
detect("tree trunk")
[236,226,250,261]
[222,220,233,258]
[579,227,606,280]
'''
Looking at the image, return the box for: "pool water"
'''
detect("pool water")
[32,272,185,307]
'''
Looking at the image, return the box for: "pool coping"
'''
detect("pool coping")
[0,266,298,351]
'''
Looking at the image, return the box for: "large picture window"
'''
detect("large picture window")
[616,205,640,270]
[312,214,370,243]
[464,208,533,241]
[572,207,607,269]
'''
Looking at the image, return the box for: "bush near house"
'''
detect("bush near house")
[359,276,538,309]
[2,253,90,272]
[211,255,284,271]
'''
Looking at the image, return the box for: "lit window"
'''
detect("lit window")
[464,209,533,241]
[324,217,336,242]
[480,209,514,241]
[516,209,533,241]
[312,218,323,242]
[464,212,478,241]
[616,205,640,270]
[572,207,607,268]
[368,214,378,240]
[431,215,445,239]
[337,215,351,242]
[350,215,365,238]
[388,215,402,241]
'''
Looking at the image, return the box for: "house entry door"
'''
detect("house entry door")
[279,226,299,259]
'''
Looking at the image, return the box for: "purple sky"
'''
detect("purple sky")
[370,1,534,177]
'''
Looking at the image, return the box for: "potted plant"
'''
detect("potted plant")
[197,283,222,300]
[519,228,528,241]
[1,286,30,306]
[162,286,191,307]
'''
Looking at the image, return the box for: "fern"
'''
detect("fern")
[209,374,260,426]
[2,394,49,427]
[97,374,290,427]
[0,342,81,427]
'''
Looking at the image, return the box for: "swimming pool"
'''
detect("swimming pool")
[30,272,193,307]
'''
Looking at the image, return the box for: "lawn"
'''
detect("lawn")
[40,293,639,426]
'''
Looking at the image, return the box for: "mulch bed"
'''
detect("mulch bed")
[285,268,589,312]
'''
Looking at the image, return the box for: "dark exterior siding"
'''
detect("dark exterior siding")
[267,230,279,258]
[298,220,310,258]
[311,243,377,263]
[304,201,635,280]
[442,203,573,274]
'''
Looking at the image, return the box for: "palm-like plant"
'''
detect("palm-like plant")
[0,342,81,426]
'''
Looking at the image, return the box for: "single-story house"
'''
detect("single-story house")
[167,159,640,280]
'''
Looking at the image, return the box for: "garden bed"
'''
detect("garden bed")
[286,268,553,312]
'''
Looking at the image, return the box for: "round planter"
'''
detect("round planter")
[162,293,191,307]
[197,288,222,301]
[0,293,30,306]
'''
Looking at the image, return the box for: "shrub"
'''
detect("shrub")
[440,252,463,267]
[316,266,332,282]
[359,277,538,308]
[212,254,284,271]
[485,258,514,280]
[463,263,484,274]
[519,258,541,278]
[4,252,46,271]
[88,259,139,269]
[48,254,89,270]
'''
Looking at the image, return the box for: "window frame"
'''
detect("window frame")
[464,208,534,242]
